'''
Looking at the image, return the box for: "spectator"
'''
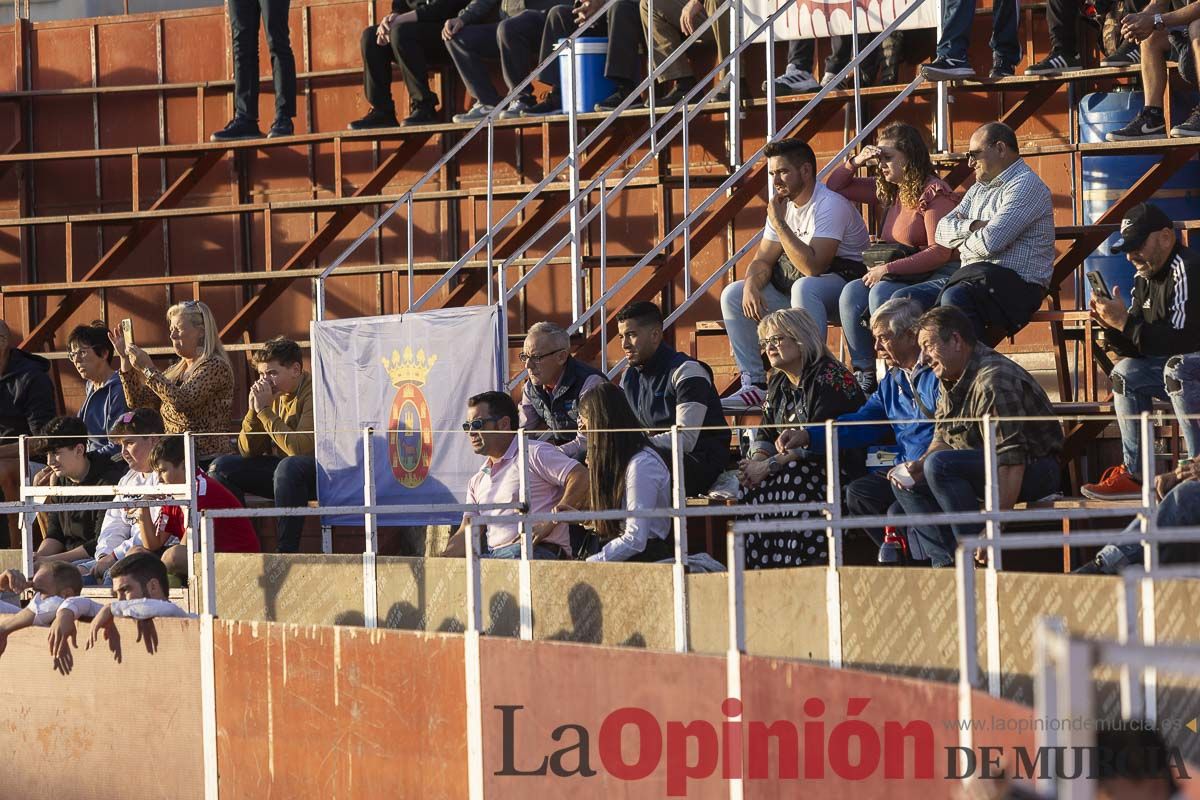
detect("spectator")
[144,437,260,581]
[1106,3,1200,140]
[49,552,196,666]
[719,138,869,409]
[829,123,959,395]
[735,308,865,568]
[31,416,128,567]
[526,0,644,114]
[577,382,672,562]
[352,0,471,128]
[639,0,730,105]
[443,0,569,122]
[0,562,84,656]
[1025,0,1116,74]
[110,301,235,466]
[920,0,1020,79]
[517,322,606,445]
[776,298,940,550]
[933,122,1055,344]
[1080,204,1200,499]
[211,0,296,140]
[65,322,128,458]
[764,35,886,95]
[90,409,166,583]
[891,307,1064,568]
[208,337,315,553]
[617,301,731,495]
[442,391,589,559]
[0,319,56,547]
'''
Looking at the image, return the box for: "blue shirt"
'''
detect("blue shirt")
[79,371,128,457]
[807,364,939,462]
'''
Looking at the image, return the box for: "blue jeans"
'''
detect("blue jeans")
[1111,479,1200,564]
[791,273,847,345]
[209,454,317,553]
[719,280,797,384]
[937,0,1020,66]
[1110,356,1171,474]
[892,450,1061,567]
[1165,353,1200,460]
[484,541,563,559]
[838,265,959,371]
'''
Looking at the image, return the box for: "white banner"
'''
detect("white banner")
[742,0,938,42]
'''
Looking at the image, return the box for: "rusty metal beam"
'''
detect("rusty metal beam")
[220,132,433,340]
[20,148,226,351]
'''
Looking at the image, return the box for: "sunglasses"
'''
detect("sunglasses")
[461,416,502,432]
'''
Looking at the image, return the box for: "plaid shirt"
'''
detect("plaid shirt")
[933,345,1063,467]
[935,159,1055,287]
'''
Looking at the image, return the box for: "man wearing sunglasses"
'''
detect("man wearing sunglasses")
[517,322,606,447]
[441,391,589,559]
[932,122,1055,346]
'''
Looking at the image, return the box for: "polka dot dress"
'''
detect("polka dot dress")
[738,457,830,569]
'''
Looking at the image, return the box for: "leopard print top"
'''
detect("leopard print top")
[121,356,235,458]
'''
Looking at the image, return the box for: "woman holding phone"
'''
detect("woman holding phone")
[109,301,235,466]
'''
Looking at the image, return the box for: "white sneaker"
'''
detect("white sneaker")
[762,64,819,95]
[452,102,496,124]
[497,99,531,120]
[721,381,766,411]
[706,470,740,501]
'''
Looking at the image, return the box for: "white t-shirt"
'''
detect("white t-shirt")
[763,181,870,262]
[95,469,163,559]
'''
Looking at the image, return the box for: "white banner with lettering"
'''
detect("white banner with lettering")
[742,0,938,42]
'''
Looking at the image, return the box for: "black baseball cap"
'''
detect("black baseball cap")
[1110,203,1173,254]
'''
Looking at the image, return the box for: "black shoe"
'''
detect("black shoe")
[210,116,262,142]
[1101,42,1141,67]
[1025,52,1081,75]
[349,107,401,130]
[1171,105,1200,137]
[594,87,632,112]
[402,101,438,126]
[988,61,1015,79]
[524,93,563,116]
[921,56,975,80]
[267,116,293,138]
[652,79,697,107]
[1106,107,1165,141]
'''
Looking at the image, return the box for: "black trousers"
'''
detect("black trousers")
[787,33,881,78]
[360,6,465,111]
[229,0,296,120]
[537,0,644,88]
[844,471,897,548]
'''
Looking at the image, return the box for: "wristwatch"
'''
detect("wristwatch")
[1154,12,1165,29]
[767,455,782,475]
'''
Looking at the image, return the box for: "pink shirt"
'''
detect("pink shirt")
[826,163,960,276]
[466,437,580,553]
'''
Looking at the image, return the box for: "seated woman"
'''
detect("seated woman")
[828,122,958,393]
[578,382,673,563]
[110,301,235,467]
[737,308,866,569]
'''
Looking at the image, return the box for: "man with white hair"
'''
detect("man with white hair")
[517,322,606,446]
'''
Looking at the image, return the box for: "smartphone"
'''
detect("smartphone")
[1086,270,1111,301]
[119,318,134,349]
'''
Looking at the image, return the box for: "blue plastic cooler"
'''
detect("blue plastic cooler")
[558,37,615,113]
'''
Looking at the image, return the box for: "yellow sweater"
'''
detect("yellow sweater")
[237,373,315,457]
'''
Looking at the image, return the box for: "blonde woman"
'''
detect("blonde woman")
[736,308,865,569]
[110,301,235,465]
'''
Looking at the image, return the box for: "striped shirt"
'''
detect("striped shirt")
[935,159,1055,287]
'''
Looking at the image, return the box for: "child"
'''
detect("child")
[0,561,85,657]
[141,436,259,579]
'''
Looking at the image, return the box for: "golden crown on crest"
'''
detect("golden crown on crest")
[382,347,437,387]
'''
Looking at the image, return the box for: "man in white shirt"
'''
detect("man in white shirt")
[720,138,870,409]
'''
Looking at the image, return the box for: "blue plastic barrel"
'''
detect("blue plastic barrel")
[1079,92,1200,302]
[558,38,614,114]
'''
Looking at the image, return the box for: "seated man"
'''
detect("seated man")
[527,0,644,114]
[1081,203,1200,499]
[353,0,471,128]
[442,391,589,559]
[639,0,730,105]
[518,322,606,445]
[1106,0,1200,140]
[0,561,84,656]
[719,138,869,408]
[144,437,260,580]
[66,323,128,459]
[31,416,128,567]
[933,122,1055,344]
[774,298,940,550]
[209,337,316,553]
[617,301,731,495]
[891,306,1064,567]
[444,0,570,122]
[0,319,56,547]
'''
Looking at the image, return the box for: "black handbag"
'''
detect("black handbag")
[770,252,867,294]
[861,207,934,285]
